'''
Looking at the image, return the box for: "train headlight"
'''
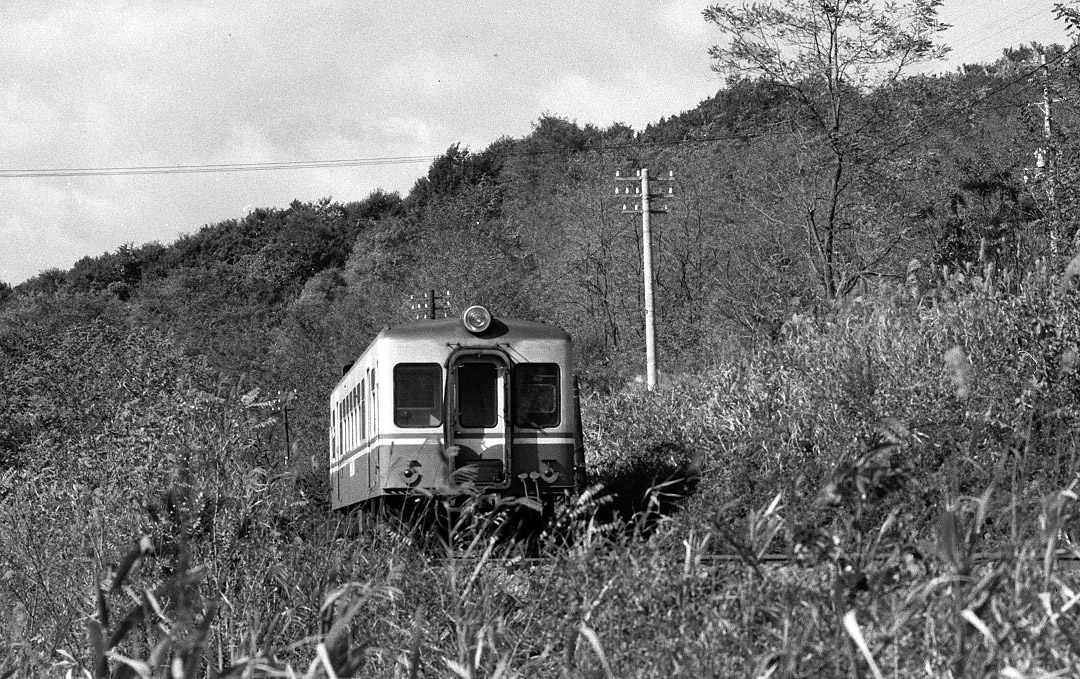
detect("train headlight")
[462,305,492,333]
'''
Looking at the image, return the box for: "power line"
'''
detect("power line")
[944,6,1057,60]
[0,125,795,180]
[0,50,1069,182]
[0,155,437,178]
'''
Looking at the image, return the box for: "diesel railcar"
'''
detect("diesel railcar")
[329,305,585,514]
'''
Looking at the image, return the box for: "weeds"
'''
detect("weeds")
[5,269,1080,676]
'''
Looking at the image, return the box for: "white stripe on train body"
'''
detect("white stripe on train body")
[329,308,582,512]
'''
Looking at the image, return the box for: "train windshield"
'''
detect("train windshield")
[457,362,499,428]
[393,363,442,427]
[513,363,560,428]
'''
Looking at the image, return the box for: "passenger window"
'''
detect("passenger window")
[394,363,443,427]
[514,364,560,428]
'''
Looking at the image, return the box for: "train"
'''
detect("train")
[329,304,586,517]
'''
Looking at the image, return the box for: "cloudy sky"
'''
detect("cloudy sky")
[0,1,1072,285]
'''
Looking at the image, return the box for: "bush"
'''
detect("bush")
[587,265,1080,543]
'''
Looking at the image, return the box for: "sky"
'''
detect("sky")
[0,1,1074,285]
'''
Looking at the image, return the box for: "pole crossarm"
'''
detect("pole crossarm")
[408,289,453,320]
[615,170,675,214]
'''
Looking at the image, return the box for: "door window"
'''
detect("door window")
[457,362,499,428]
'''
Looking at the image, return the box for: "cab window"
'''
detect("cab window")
[514,364,560,428]
[457,362,499,428]
[394,363,443,427]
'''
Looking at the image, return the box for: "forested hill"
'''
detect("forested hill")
[4,44,1079,450]
[0,40,1076,454]
[5,45,1076,379]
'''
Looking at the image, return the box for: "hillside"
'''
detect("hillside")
[4,36,1080,676]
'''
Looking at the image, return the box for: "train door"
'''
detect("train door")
[446,352,510,488]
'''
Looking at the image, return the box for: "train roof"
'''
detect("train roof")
[376,316,571,344]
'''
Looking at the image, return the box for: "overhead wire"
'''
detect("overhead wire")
[1,14,1072,181]
[0,155,437,178]
[942,6,1057,61]
[0,123,798,180]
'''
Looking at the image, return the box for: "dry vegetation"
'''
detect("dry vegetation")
[3,260,1080,678]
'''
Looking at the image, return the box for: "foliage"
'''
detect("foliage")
[5,233,1080,679]
[407,141,512,210]
[0,318,322,674]
[586,259,1080,542]
[704,0,949,300]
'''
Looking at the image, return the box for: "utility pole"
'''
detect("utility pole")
[1033,50,1061,254]
[615,168,674,391]
[1036,52,1054,175]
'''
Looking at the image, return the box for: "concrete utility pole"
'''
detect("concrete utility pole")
[615,168,674,391]
[1033,50,1061,254]
[1036,51,1055,176]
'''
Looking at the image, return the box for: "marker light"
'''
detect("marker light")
[462,305,492,333]
[401,461,422,486]
[540,463,560,484]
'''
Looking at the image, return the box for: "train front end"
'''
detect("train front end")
[330,306,582,512]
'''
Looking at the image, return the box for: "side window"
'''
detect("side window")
[351,386,359,444]
[371,367,378,436]
[331,406,338,459]
[394,363,443,427]
[360,378,366,440]
[337,402,344,454]
[514,364,560,428]
[345,392,352,449]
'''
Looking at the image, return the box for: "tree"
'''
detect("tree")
[704,0,948,300]
[407,142,510,211]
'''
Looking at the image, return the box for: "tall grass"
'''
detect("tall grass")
[4,468,1080,677]
[4,264,1080,676]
